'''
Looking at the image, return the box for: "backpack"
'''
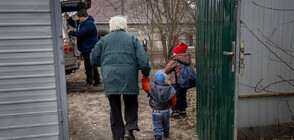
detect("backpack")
[173,60,196,89]
[148,83,176,109]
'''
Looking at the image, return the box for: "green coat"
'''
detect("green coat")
[90,30,151,96]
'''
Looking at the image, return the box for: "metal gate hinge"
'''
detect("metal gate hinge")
[59,109,64,123]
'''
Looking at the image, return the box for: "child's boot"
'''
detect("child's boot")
[154,135,162,140]
[163,131,169,138]
[179,109,187,117]
[170,110,180,119]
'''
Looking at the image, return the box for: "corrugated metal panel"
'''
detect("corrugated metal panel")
[238,0,294,128]
[196,0,237,139]
[0,0,62,139]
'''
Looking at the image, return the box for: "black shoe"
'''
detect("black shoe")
[82,83,93,90]
[93,80,101,86]
[163,131,169,138]
[154,135,162,140]
[179,110,187,117]
[113,138,124,140]
[124,130,135,140]
[170,110,180,119]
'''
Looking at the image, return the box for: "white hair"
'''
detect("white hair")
[109,16,128,32]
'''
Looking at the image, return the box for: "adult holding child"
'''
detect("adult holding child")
[90,16,151,140]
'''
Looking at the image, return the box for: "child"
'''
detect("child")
[142,70,177,140]
[164,42,191,119]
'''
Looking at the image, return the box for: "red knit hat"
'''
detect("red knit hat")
[174,42,188,54]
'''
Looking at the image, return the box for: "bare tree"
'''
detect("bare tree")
[129,0,196,64]
[89,0,196,65]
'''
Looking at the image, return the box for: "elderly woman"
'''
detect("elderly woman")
[90,16,151,140]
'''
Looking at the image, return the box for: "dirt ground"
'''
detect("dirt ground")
[66,61,198,140]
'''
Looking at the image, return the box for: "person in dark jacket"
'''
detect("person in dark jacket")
[164,42,191,119]
[90,16,151,140]
[64,9,100,88]
[142,70,176,140]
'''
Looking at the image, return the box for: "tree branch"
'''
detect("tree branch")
[277,75,294,87]
[285,100,294,121]
[257,28,294,58]
[269,59,294,76]
[255,78,294,93]
[242,21,294,71]
[278,19,294,25]
[252,1,294,11]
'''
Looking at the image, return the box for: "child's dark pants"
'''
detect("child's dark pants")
[171,84,187,111]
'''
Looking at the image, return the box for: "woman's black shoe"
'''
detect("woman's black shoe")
[124,130,135,140]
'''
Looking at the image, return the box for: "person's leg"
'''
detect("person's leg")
[152,109,163,139]
[82,52,94,84]
[170,85,180,118]
[108,95,125,139]
[172,87,187,111]
[123,95,139,131]
[177,88,187,117]
[93,66,100,86]
[162,110,170,138]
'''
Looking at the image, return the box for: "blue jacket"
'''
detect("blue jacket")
[90,30,151,96]
[68,16,98,53]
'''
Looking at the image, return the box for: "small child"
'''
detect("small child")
[164,42,191,119]
[142,70,177,140]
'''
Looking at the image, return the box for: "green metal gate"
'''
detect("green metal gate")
[196,0,237,139]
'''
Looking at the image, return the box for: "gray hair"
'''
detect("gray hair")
[109,16,128,32]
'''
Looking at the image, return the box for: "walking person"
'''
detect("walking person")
[142,70,177,140]
[90,16,151,140]
[64,9,100,88]
[164,42,191,119]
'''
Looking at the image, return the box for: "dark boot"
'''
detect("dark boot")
[93,80,101,86]
[154,135,162,140]
[179,110,187,117]
[163,131,169,138]
[82,82,93,90]
[124,130,135,140]
[170,110,180,119]
[113,138,124,140]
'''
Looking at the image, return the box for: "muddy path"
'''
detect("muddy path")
[66,61,198,140]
